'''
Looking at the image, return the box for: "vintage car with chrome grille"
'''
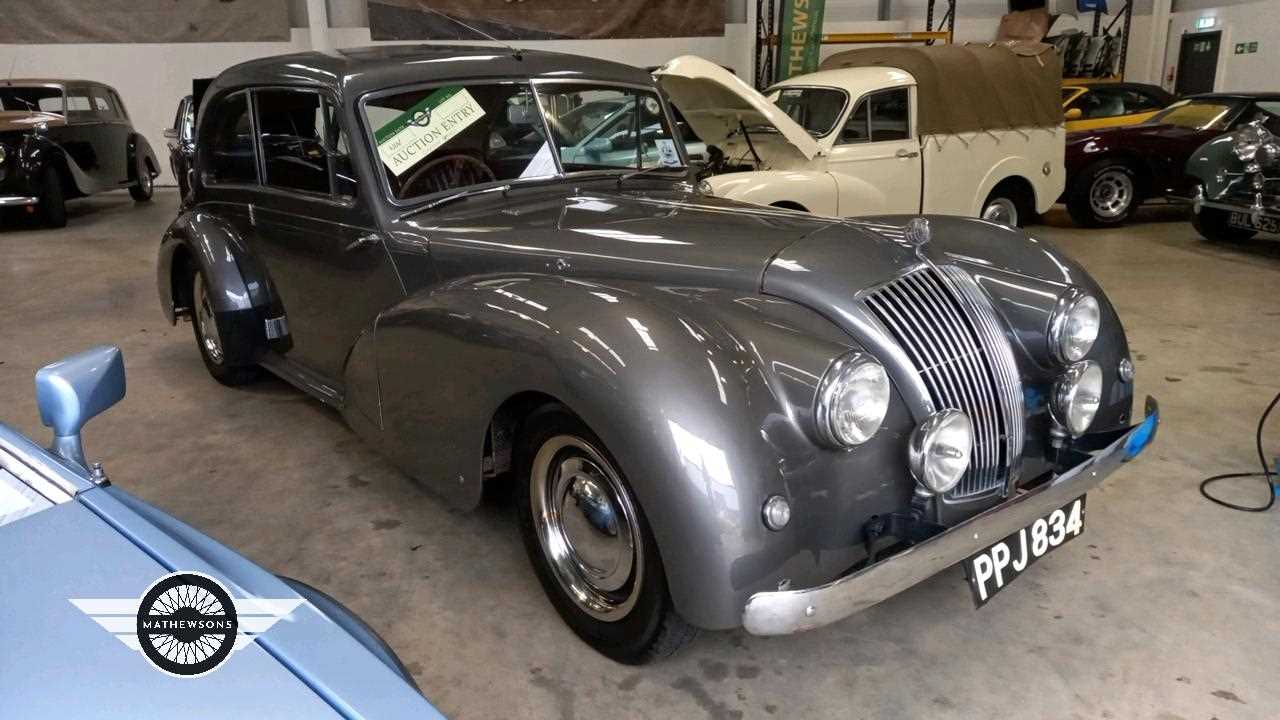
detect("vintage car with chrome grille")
[156,46,1158,663]
[0,79,158,227]
[1187,111,1280,241]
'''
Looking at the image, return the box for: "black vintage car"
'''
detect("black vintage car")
[157,46,1158,663]
[164,94,196,199]
[0,79,158,227]
[1186,102,1280,241]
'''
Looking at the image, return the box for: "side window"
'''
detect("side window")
[65,87,94,122]
[1080,88,1125,119]
[205,92,257,185]
[1122,88,1164,113]
[90,87,120,121]
[839,99,869,144]
[255,89,330,195]
[869,88,910,141]
[110,90,130,120]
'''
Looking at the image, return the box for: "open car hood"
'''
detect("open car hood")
[654,55,820,165]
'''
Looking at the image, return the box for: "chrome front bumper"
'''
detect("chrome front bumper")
[742,398,1160,636]
[0,196,38,207]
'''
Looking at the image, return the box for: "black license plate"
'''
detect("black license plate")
[1229,211,1280,234]
[963,496,1086,607]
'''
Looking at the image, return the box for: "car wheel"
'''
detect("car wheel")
[1192,206,1257,242]
[130,153,154,202]
[516,404,696,663]
[38,165,67,228]
[1067,160,1137,227]
[191,271,260,386]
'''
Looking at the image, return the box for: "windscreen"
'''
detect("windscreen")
[535,83,684,172]
[0,86,64,114]
[1146,99,1240,131]
[768,87,846,136]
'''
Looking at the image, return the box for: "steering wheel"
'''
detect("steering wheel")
[401,154,496,197]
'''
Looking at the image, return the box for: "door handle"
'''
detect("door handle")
[344,233,381,252]
[896,149,920,159]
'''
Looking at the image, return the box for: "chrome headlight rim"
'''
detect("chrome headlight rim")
[1048,288,1100,364]
[814,351,891,448]
[1051,360,1103,436]
[908,408,973,495]
[1234,121,1273,162]
[0,143,6,165]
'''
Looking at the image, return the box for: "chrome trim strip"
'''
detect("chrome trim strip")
[742,403,1157,636]
[0,196,39,207]
[0,425,89,503]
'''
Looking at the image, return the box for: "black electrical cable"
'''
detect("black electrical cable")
[1199,391,1280,512]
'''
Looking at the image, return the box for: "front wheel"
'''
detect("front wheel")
[191,271,260,386]
[516,405,695,663]
[38,165,67,228]
[1192,206,1257,242]
[1067,160,1138,227]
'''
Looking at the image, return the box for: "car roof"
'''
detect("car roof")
[1,78,114,89]
[1187,92,1280,102]
[771,65,915,96]
[210,45,655,101]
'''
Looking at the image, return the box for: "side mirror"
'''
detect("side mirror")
[584,137,613,156]
[163,127,179,140]
[1065,107,1083,120]
[35,345,125,471]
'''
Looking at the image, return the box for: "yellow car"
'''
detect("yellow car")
[1062,82,1176,132]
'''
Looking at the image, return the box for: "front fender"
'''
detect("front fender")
[704,170,839,215]
[1186,133,1236,198]
[355,274,919,629]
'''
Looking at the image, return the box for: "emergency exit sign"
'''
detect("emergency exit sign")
[1235,42,1260,54]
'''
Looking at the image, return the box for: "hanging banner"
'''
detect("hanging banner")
[776,0,827,82]
[368,0,725,41]
[0,0,289,43]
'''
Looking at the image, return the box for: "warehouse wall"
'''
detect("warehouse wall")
[1161,0,1279,92]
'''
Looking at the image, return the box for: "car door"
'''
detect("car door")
[245,87,404,382]
[59,84,114,189]
[825,87,921,215]
[89,85,132,185]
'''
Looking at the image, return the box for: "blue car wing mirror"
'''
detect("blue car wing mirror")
[35,345,126,471]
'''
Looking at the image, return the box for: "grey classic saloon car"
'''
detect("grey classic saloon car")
[157,46,1158,663]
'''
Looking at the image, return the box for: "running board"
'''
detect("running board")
[258,353,343,409]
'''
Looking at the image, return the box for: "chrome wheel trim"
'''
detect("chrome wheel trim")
[530,435,642,621]
[193,274,224,365]
[981,196,1018,226]
[141,169,153,194]
[1089,169,1133,219]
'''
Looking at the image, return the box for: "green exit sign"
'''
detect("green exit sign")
[1235,42,1260,54]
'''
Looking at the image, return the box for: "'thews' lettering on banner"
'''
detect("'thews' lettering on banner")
[375,87,485,176]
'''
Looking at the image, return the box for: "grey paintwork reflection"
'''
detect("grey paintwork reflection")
[156,47,1134,631]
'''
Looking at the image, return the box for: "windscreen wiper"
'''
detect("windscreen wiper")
[616,164,688,187]
[403,183,512,218]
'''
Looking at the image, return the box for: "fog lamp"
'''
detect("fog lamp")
[908,409,972,495]
[1052,360,1103,436]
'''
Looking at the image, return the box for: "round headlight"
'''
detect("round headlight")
[1234,122,1272,162]
[908,409,973,495]
[815,353,890,447]
[0,144,6,164]
[1050,291,1100,363]
[1053,360,1103,436]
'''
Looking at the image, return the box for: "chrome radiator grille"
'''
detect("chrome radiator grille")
[864,266,1025,499]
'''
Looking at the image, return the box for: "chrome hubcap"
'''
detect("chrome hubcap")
[982,197,1018,226]
[1089,169,1133,219]
[531,435,641,621]
[193,274,224,364]
[141,171,152,193]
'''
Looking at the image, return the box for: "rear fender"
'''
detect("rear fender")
[127,133,160,180]
[157,210,276,363]
[351,274,918,629]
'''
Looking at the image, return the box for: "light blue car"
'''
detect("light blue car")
[0,346,445,718]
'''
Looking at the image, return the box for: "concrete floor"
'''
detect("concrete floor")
[2,188,1279,720]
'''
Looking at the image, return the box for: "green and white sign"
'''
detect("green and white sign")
[777,0,826,82]
[374,86,485,176]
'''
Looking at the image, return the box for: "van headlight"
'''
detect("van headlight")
[815,352,890,447]
[1052,360,1103,436]
[1049,290,1100,363]
[909,409,973,495]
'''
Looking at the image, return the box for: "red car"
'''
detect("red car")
[1061,92,1280,226]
